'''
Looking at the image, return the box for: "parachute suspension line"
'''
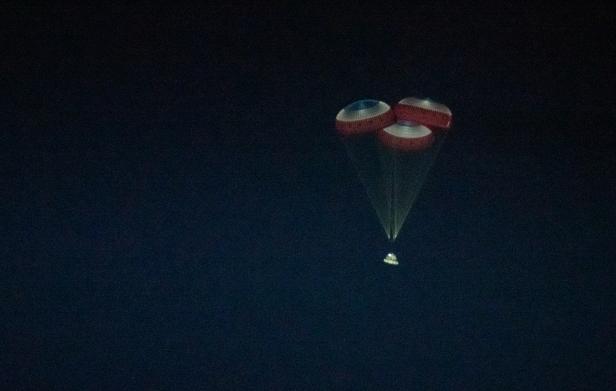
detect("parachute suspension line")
[343,139,389,237]
[389,150,397,241]
[396,131,448,235]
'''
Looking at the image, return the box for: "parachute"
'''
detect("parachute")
[335,97,452,242]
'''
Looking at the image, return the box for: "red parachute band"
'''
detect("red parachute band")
[335,99,396,136]
[378,121,434,151]
[394,97,452,130]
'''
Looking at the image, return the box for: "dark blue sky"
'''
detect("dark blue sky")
[4,4,615,389]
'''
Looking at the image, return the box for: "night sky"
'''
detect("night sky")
[4,4,616,389]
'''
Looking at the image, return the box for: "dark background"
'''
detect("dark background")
[3,4,615,389]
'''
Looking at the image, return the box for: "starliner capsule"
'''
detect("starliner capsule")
[383,253,399,266]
